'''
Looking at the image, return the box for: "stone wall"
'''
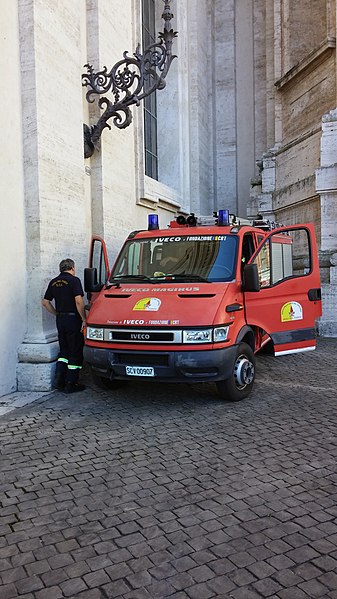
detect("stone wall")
[1,0,193,394]
[0,2,26,396]
[250,0,337,336]
[16,0,89,391]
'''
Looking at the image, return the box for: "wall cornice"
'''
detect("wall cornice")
[275,37,336,91]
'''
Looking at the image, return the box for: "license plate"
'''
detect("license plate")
[125,366,155,377]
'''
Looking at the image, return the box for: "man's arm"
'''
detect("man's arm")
[75,295,86,325]
[42,298,56,316]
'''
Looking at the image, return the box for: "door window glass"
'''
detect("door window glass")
[255,241,271,287]
[241,234,255,265]
[253,228,311,287]
[91,240,107,285]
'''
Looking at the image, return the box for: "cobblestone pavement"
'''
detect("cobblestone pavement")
[1,338,337,599]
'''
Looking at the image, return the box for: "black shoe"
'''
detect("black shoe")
[63,383,86,394]
[52,378,65,390]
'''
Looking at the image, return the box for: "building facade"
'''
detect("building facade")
[248,0,337,338]
[1,0,336,396]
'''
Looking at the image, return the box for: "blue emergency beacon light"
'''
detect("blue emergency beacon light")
[148,214,159,230]
[218,209,230,226]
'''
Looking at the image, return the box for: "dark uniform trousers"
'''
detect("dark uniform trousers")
[55,313,84,385]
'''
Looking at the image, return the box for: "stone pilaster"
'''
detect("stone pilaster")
[16,0,87,390]
[248,174,262,220]
[320,254,337,336]
[252,151,277,222]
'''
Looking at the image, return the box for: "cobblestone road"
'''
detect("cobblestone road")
[1,338,337,599]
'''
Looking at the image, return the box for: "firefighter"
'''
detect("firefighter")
[42,258,86,393]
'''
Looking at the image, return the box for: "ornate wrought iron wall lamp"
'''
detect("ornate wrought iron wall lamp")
[82,1,177,159]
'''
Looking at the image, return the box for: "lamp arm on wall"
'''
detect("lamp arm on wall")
[82,1,177,159]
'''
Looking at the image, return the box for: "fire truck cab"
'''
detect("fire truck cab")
[83,211,322,401]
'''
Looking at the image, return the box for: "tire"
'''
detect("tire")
[91,369,126,390]
[216,342,256,401]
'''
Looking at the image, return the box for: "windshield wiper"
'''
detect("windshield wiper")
[159,273,210,283]
[108,274,154,284]
[107,273,210,286]
[105,281,121,289]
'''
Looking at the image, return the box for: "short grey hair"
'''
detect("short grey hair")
[59,258,75,272]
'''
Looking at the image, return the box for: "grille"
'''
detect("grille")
[112,331,173,342]
[116,353,169,366]
[103,328,182,344]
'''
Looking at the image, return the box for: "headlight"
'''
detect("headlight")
[183,329,212,343]
[87,327,104,341]
[213,326,229,342]
[182,327,229,344]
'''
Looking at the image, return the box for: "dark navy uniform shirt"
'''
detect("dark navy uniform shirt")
[44,272,84,314]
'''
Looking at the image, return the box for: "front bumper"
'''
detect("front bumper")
[83,345,238,384]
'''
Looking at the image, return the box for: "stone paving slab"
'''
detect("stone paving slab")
[1,338,337,598]
[0,391,54,417]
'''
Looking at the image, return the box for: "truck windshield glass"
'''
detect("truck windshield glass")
[110,235,238,283]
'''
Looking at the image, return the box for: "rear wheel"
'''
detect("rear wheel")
[216,342,255,401]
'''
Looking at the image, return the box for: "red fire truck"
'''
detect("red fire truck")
[83,211,322,401]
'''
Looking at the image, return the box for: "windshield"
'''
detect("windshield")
[110,234,238,283]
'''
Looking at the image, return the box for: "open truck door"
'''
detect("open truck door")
[84,236,110,305]
[243,224,322,356]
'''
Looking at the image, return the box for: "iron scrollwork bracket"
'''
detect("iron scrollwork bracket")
[82,1,178,159]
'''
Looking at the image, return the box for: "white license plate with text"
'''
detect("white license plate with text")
[125,366,155,377]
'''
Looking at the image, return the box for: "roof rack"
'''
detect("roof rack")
[168,211,283,230]
[170,211,252,228]
[252,215,284,231]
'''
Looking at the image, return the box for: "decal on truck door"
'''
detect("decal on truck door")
[281,301,303,322]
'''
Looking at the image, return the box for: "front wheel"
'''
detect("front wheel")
[216,342,255,402]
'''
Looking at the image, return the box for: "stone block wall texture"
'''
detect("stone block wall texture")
[285,1,327,69]
[281,60,335,142]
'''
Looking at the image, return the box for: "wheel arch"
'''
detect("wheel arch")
[235,326,255,351]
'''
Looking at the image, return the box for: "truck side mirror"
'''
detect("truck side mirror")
[243,263,260,292]
[84,267,103,293]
